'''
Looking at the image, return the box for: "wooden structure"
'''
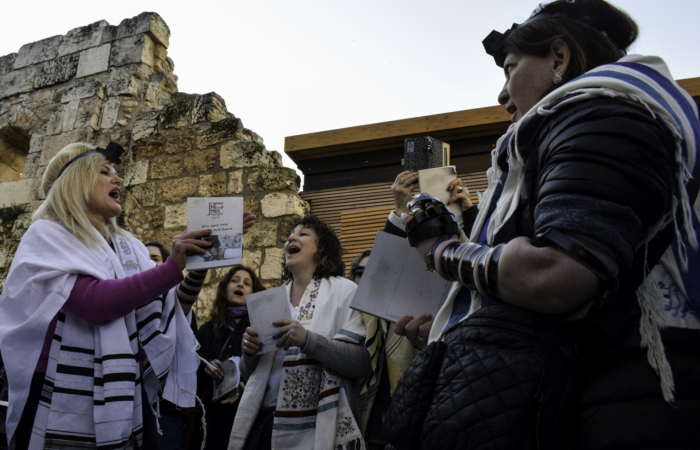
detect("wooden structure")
[285,77,700,273]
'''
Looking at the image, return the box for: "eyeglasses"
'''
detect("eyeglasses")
[350,266,365,280]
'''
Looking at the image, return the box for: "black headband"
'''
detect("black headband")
[482,9,620,68]
[56,142,125,179]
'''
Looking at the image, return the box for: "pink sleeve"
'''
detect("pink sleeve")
[63,257,184,326]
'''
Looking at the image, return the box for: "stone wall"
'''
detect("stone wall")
[0,13,309,321]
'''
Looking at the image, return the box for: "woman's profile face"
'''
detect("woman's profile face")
[498,52,555,123]
[284,225,319,272]
[226,270,254,305]
[86,160,123,223]
[147,246,164,266]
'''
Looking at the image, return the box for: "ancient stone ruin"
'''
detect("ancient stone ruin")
[0,12,308,320]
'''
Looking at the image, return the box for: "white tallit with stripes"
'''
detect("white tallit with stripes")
[0,220,198,449]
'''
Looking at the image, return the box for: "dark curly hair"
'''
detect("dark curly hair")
[144,241,170,261]
[281,215,345,282]
[209,265,265,331]
[504,0,639,85]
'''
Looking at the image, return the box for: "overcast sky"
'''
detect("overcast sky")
[3,1,699,189]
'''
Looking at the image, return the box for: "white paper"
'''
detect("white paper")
[186,197,244,270]
[212,356,241,402]
[350,231,452,323]
[245,286,292,354]
[418,166,464,228]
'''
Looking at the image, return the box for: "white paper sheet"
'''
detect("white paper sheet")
[350,231,452,323]
[418,166,464,228]
[245,286,291,354]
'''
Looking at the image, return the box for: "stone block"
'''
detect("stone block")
[261,192,307,218]
[220,140,272,169]
[21,152,41,179]
[106,65,148,97]
[34,103,60,121]
[132,110,159,142]
[244,195,260,216]
[242,250,262,275]
[133,134,165,161]
[157,177,197,202]
[116,12,170,48]
[109,34,154,68]
[192,93,228,124]
[75,97,104,130]
[243,222,278,248]
[149,155,183,179]
[39,128,92,165]
[164,202,187,229]
[228,170,244,194]
[0,54,16,75]
[62,99,80,131]
[142,207,164,227]
[199,172,226,197]
[58,21,108,56]
[164,128,194,154]
[184,149,216,173]
[100,96,120,129]
[248,168,299,192]
[0,179,35,207]
[34,54,79,89]
[9,213,33,240]
[76,44,111,78]
[0,243,18,270]
[24,89,55,108]
[46,104,66,135]
[101,25,119,44]
[158,94,194,129]
[260,248,285,280]
[0,67,36,99]
[28,134,45,154]
[198,118,243,149]
[121,182,155,214]
[94,126,131,150]
[13,35,62,69]
[62,80,104,104]
[9,107,42,134]
[121,160,148,186]
[149,71,177,94]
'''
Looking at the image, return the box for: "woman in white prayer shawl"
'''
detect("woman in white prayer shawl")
[0,142,255,450]
[233,215,373,450]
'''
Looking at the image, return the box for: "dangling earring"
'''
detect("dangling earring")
[552,72,563,85]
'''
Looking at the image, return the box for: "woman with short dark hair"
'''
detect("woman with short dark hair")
[399,0,700,448]
[232,216,373,450]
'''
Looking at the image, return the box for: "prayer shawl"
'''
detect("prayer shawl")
[428,55,700,402]
[355,315,413,434]
[0,220,198,449]
[229,276,366,450]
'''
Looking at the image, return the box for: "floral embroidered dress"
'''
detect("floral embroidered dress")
[230,276,366,450]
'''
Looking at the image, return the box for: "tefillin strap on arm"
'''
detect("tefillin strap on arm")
[531,227,619,308]
[405,194,505,300]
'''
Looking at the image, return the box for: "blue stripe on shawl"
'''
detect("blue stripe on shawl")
[336,329,363,343]
[272,422,317,431]
[615,61,700,163]
[317,401,339,413]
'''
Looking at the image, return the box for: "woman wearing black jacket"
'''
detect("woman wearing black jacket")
[193,266,265,450]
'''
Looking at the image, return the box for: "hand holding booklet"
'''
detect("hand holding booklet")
[186,197,244,271]
[245,286,291,354]
[418,166,464,228]
[212,356,241,402]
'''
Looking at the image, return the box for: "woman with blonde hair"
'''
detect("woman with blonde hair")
[0,142,255,449]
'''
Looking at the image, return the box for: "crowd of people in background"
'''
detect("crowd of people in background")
[1,0,699,449]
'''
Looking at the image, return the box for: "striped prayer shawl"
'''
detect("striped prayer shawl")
[429,55,700,402]
[0,220,197,449]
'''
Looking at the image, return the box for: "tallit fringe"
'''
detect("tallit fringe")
[335,436,367,450]
[637,274,676,403]
[189,340,209,450]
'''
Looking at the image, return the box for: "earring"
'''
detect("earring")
[552,72,563,85]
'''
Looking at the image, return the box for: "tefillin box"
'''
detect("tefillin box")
[403,137,450,172]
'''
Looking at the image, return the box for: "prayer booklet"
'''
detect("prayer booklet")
[186,197,243,271]
[350,231,452,323]
[418,166,464,228]
[245,286,292,354]
[212,356,241,402]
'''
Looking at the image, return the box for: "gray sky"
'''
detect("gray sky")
[3,1,699,188]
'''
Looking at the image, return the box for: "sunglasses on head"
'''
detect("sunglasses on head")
[350,265,365,279]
